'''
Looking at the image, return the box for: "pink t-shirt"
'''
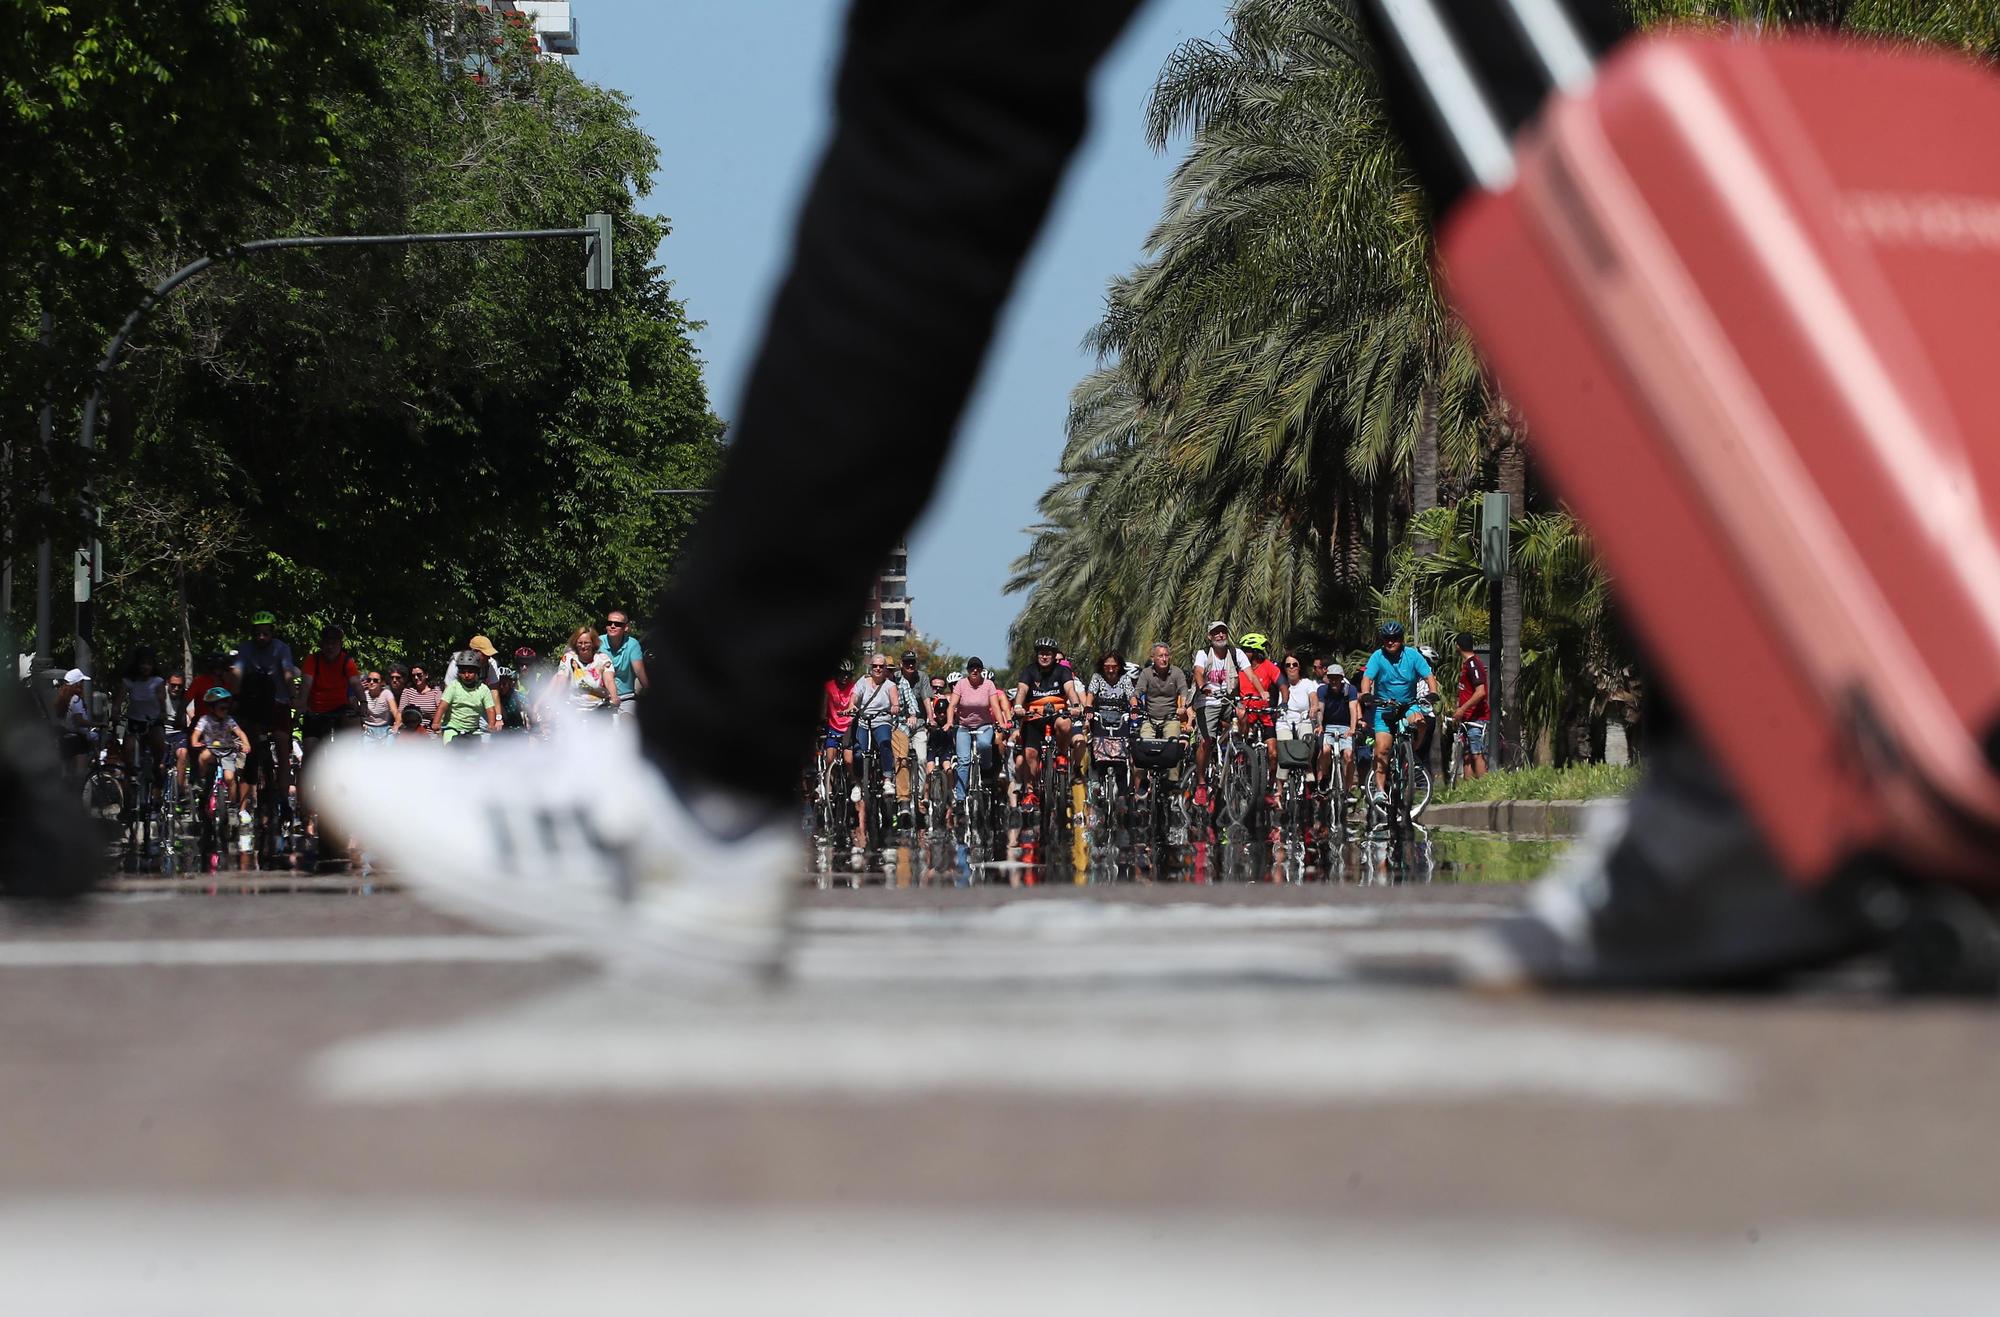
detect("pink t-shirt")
[953,677,999,729]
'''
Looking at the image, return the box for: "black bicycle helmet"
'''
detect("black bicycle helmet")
[1377,620,1406,642]
[836,657,856,677]
[1033,635,1059,651]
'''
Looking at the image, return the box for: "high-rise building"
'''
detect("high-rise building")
[503,1,578,62]
[859,542,914,654]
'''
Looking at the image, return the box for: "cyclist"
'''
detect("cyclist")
[232,611,300,813]
[845,653,902,828]
[600,613,649,719]
[1359,621,1437,801]
[1237,633,1284,798]
[1133,642,1189,746]
[1452,632,1491,779]
[541,626,621,719]
[495,668,534,735]
[299,625,362,765]
[1318,661,1362,793]
[946,659,1006,812]
[1084,648,1137,722]
[53,668,98,781]
[189,687,251,818]
[1012,637,1081,811]
[359,670,399,747]
[435,651,501,747]
[115,647,169,792]
[397,662,442,737]
[892,650,932,811]
[1191,622,1257,809]
[821,657,858,778]
[1276,649,1321,782]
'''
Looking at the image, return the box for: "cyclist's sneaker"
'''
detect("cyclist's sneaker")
[1472,740,1871,990]
[1192,786,1208,809]
[308,717,799,985]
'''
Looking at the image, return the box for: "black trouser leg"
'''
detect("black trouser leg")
[644,1,1146,804]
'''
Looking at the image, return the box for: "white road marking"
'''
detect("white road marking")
[0,935,581,969]
[798,899,1517,936]
[1,1199,1992,1314]
[311,982,1746,1106]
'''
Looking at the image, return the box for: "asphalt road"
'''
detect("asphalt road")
[5,873,2000,1312]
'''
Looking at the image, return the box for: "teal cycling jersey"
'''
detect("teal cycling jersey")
[1363,647,1432,706]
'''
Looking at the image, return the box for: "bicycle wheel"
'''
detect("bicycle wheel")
[1391,740,1415,851]
[1220,748,1253,830]
[1408,760,1433,819]
[1328,757,1347,843]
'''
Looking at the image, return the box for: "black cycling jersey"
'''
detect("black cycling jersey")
[1017,665,1068,709]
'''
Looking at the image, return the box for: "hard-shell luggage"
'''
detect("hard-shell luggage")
[1371,1,2000,894]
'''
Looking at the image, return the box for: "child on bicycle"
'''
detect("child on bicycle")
[190,688,252,817]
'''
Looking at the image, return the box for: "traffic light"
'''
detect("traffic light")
[584,212,613,291]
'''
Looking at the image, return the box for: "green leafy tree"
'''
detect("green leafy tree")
[25,1,724,670]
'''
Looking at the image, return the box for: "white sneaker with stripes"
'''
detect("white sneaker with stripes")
[307,718,798,984]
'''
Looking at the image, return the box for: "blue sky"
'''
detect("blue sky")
[572,1,1232,660]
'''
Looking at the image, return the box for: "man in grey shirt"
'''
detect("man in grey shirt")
[1133,642,1190,740]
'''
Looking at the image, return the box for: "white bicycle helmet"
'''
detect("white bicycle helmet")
[946,670,965,685]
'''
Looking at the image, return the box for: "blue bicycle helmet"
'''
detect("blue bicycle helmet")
[1377,621,1406,642]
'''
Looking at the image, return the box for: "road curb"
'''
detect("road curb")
[1424,797,1622,839]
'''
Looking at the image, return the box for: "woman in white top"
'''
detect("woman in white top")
[360,670,399,746]
[117,647,170,780]
[1275,650,1322,782]
[539,625,621,721]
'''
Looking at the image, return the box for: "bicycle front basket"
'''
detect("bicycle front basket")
[1131,738,1184,770]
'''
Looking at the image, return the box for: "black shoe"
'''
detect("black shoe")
[1479,738,1872,990]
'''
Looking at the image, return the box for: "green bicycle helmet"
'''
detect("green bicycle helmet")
[250,611,277,628]
[1239,632,1270,652]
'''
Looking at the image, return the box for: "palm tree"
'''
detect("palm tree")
[1010,0,1492,657]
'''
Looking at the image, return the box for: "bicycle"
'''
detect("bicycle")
[814,728,857,840]
[1211,698,1266,838]
[1084,706,1135,846]
[1130,726,1190,853]
[852,714,895,850]
[1365,696,1434,854]
[956,720,1006,845]
[1319,724,1354,846]
[1274,720,1319,845]
[1014,707,1072,843]
[923,726,953,833]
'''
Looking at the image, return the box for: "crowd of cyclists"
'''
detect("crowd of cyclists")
[37,605,1496,874]
[41,607,653,873]
[814,620,1494,853]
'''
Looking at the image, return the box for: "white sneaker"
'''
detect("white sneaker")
[307,717,798,984]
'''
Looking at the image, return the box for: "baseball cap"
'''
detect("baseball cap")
[467,635,497,657]
[1206,621,1228,634]
[1329,664,1345,677]
[62,668,86,684]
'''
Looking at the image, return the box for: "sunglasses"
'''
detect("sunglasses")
[1284,660,1301,668]
[606,620,627,628]
[364,676,383,683]
[411,671,428,679]
[869,663,889,670]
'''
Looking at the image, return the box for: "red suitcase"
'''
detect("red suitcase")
[1391,4,2000,893]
